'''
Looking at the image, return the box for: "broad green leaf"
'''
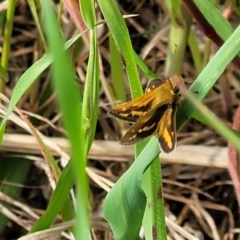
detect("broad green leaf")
[104,139,159,240]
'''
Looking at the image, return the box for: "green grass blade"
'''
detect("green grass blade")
[142,157,166,240]
[26,118,75,226]
[30,161,74,232]
[26,0,47,50]
[188,28,203,73]
[0,0,16,93]
[80,0,95,29]
[0,64,8,81]
[80,0,99,152]
[97,0,142,98]
[134,53,156,79]
[41,1,89,238]
[109,34,126,102]
[179,24,240,124]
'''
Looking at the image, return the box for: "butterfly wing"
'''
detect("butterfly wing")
[109,92,156,122]
[157,103,177,153]
[111,75,184,151]
[120,104,168,144]
[110,79,174,122]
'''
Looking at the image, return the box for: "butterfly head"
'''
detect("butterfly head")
[169,75,186,97]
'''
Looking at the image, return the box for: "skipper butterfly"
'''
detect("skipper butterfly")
[110,75,185,153]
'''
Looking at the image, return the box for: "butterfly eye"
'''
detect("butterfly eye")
[173,87,180,94]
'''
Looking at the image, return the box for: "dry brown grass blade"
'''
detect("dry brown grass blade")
[191,198,220,240]
[18,217,110,240]
[18,220,74,240]
[0,202,31,231]
[0,191,39,220]
[2,133,228,168]
[0,0,8,12]
[165,217,199,240]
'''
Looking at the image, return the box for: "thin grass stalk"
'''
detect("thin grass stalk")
[27,0,47,50]
[109,34,126,103]
[164,1,192,76]
[188,29,203,73]
[0,0,16,93]
[77,0,99,238]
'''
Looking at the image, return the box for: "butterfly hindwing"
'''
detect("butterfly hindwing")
[120,104,168,144]
[157,103,177,153]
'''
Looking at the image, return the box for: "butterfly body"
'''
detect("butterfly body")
[110,75,185,153]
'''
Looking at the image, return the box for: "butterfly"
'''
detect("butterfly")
[109,75,185,153]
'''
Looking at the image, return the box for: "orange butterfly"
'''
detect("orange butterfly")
[110,75,185,153]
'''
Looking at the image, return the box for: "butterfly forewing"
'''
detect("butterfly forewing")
[157,104,177,153]
[110,79,174,122]
[120,104,168,144]
[109,94,156,122]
